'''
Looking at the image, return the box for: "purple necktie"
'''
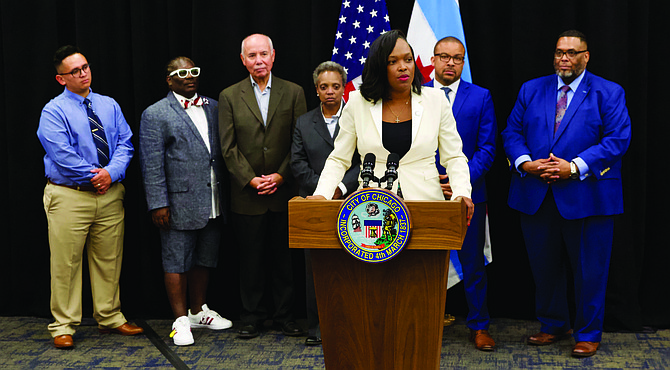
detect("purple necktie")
[554,85,571,135]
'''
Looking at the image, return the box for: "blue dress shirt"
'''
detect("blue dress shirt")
[37,87,134,186]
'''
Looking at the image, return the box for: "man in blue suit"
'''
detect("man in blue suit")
[502,30,631,358]
[140,57,232,346]
[425,36,497,351]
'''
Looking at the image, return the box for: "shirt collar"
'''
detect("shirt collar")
[321,100,344,123]
[557,69,586,92]
[433,78,461,94]
[172,91,200,104]
[63,87,92,104]
[250,73,272,91]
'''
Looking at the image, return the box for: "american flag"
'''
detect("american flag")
[331,0,391,101]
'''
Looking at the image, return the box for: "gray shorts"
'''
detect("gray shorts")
[160,218,221,273]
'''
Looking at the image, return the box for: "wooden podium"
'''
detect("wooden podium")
[288,197,467,370]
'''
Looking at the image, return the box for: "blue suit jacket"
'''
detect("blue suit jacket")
[425,80,497,203]
[139,93,228,229]
[502,71,631,219]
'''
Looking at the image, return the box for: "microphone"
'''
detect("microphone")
[384,153,400,190]
[361,153,376,188]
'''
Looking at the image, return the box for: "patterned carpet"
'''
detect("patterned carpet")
[0,316,667,369]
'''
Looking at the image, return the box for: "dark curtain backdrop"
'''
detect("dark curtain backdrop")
[1,0,667,331]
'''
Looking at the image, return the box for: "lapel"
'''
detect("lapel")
[240,78,265,127]
[452,80,469,118]
[167,93,209,151]
[313,108,334,147]
[410,91,424,146]
[544,77,559,146]
[553,72,590,144]
[266,76,284,128]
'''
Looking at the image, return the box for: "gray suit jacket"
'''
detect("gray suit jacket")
[219,75,306,215]
[139,93,228,230]
[291,106,360,198]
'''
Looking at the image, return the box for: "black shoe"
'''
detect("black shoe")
[238,323,260,339]
[281,321,306,336]
[305,336,322,346]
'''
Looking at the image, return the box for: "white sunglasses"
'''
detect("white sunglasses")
[169,67,201,78]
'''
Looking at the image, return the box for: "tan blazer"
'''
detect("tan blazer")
[313,88,471,201]
[219,75,307,215]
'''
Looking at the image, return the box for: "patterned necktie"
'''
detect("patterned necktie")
[554,85,571,134]
[83,98,110,167]
[441,86,452,103]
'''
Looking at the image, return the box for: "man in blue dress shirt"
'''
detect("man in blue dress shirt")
[37,45,142,349]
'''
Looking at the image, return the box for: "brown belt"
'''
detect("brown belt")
[48,180,97,192]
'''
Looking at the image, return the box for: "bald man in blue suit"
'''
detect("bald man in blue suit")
[425,36,497,351]
[502,30,631,358]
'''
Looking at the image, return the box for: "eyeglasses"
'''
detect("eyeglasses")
[169,67,201,78]
[58,64,90,78]
[554,49,588,59]
[433,54,464,65]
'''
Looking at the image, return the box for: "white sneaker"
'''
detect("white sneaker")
[170,316,194,346]
[188,304,233,330]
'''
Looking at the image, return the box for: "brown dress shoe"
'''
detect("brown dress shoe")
[54,334,74,349]
[469,329,495,351]
[527,330,572,345]
[572,341,600,357]
[99,322,144,336]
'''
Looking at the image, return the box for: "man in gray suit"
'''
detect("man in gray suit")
[219,34,307,339]
[140,57,232,346]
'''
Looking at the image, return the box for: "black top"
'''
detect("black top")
[382,119,412,159]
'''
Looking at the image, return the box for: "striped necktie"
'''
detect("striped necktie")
[83,98,110,167]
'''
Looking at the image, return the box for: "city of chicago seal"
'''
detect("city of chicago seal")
[337,188,411,263]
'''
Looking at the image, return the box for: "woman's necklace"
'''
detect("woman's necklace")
[386,99,410,123]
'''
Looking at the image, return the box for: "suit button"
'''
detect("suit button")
[263,147,268,151]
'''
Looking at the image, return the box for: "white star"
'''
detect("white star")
[370,9,378,17]
[367,25,374,33]
[339,15,346,23]
[343,67,349,74]
[345,52,353,60]
[349,36,357,44]
[333,47,338,55]
[336,31,342,39]
[359,56,366,64]
[363,41,370,49]
[343,0,350,8]
[357,5,364,13]
[384,14,390,22]
[353,20,360,28]
[380,30,387,35]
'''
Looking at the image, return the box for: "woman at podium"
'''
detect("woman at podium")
[308,29,473,221]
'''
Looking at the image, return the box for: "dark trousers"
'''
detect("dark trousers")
[233,211,294,325]
[520,190,613,342]
[458,202,490,331]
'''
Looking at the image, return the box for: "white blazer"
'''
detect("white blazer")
[313,88,471,201]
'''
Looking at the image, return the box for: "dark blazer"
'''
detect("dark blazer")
[218,75,307,215]
[425,80,497,203]
[139,93,228,230]
[290,106,360,198]
[502,71,631,219]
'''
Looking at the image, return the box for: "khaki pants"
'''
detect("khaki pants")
[43,182,127,337]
